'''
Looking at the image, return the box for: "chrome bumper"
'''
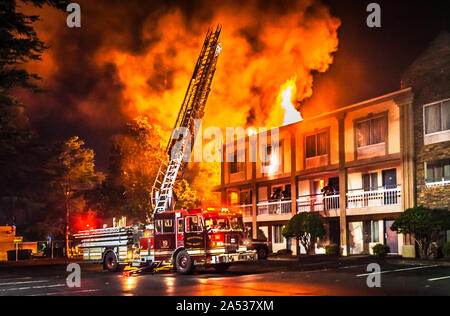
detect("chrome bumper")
[210,250,257,264]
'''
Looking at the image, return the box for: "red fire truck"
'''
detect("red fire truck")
[74,207,256,274]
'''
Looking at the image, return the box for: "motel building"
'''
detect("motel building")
[216,33,450,256]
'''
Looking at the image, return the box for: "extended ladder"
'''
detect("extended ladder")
[151,26,222,216]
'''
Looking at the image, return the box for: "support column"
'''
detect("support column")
[290,128,298,255]
[251,161,258,240]
[338,114,349,256]
[395,93,415,210]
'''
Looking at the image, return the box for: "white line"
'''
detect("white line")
[356,265,439,277]
[0,283,65,292]
[428,276,450,282]
[0,280,48,286]
[29,289,100,296]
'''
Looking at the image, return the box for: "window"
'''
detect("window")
[356,116,386,147]
[155,219,174,234]
[263,146,272,166]
[424,100,450,134]
[370,221,379,243]
[185,216,203,233]
[306,131,328,158]
[273,225,284,244]
[178,218,184,233]
[362,173,378,191]
[230,150,245,174]
[239,190,252,205]
[426,159,450,183]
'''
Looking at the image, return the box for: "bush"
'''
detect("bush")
[325,243,339,255]
[443,242,450,258]
[276,249,292,255]
[372,244,390,257]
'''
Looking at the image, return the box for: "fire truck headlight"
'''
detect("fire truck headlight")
[127,251,133,260]
[216,242,224,247]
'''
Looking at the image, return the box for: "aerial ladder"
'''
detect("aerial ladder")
[151,26,222,216]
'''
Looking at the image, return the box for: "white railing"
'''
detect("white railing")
[238,205,253,217]
[297,194,340,213]
[257,200,292,216]
[347,186,401,209]
[426,180,450,187]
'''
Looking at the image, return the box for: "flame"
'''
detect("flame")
[278,77,303,126]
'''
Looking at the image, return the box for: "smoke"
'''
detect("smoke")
[20,0,340,173]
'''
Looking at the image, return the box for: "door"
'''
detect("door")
[362,173,377,206]
[384,220,398,254]
[382,169,397,204]
[184,215,205,250]
[154,215,176,261]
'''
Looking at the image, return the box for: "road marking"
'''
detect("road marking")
[356,265,439,277]
[0,283,65,292]
[427,276,450,282]
[29,289,100,296]
[0,280,48,286]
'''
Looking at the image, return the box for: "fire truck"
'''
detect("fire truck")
[74,27,257,274]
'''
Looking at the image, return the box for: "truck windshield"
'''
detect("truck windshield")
[204,216,244,231]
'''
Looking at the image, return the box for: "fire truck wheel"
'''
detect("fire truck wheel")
[104,251,119,272]
[175,250,194,274]
[213,263,230,273]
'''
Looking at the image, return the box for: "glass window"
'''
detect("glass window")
[306,131,328,158]
[424,100,450,135]
[357,116,386,147]
[185,216,203,233]
[371,221,379,243]
[163,219,174,233]
[306,135,316,158]
[155,220,163,234]
[273,225,284,244]
[239,190,252,205]
[178,218,184,233]
[427,160,450,183]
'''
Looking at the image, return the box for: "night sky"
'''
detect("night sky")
[19,0,450,171]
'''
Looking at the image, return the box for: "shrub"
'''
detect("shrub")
[276,249,293,255]
[443,242,450,258]
[372,244,390,257]
[325,243,339,255]
[390,206,450,259]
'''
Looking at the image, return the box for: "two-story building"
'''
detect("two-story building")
[216,33,449,256]
[218,87,415,255]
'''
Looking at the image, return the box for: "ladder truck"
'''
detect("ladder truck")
[74,27,256,275]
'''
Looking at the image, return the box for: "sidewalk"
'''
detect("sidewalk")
[0,258,82,269]
[268,254,450,267]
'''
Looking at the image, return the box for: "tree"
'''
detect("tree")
[283,212,326,255]
[50,136,103,256]
[103,116,166,222]
[173,179,198,209]
[391,206,450,259]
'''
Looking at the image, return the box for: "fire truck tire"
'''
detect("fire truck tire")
[175,250,194,274]
[104,251,119,272]
[213,263,230,273]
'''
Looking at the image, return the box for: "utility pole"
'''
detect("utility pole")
[65,186,70,258]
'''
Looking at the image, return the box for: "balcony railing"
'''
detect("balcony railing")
[346,185,401,208]
[426,180,450,187]
[257,200,292,216]
[297,194,340,213]
[238,204,253,217]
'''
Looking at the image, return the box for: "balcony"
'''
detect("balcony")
[257,200,292,216]
[297,194,340,212]
[346,185,401,215]
[238,204,253,219]
[297,194,340,216]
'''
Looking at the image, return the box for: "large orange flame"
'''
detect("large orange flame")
[278,77,303,126]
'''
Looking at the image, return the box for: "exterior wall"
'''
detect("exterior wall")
[402,32,450,209]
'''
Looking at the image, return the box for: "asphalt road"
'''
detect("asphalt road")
[0,259,449,296]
